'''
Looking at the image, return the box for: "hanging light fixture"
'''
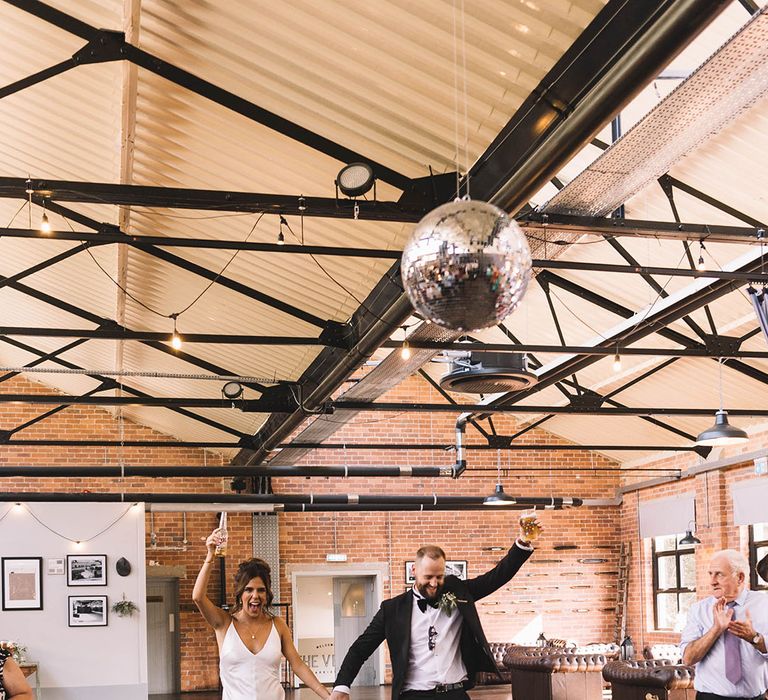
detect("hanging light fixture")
[696,241,707,271]
[695,358,748,446]
[40,199,51,234]
[679,520,701,545]
[483,450,516,506]
[400,326,411,360]
[170,315,182,350]
[612,345,622,372]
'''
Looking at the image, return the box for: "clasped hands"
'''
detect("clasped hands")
[712,597,757,641]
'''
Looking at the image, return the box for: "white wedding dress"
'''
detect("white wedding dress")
[219,620,285,700]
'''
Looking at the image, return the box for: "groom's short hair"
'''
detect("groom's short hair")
[416,545,446,562]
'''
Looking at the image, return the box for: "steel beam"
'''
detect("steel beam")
[520,212,766,244]
[0,335,248,439]
[478,248,768,419]
[278,442,695,452]
[4,225,768,283]
[0,179,425,221]
[331,402,768,417]
[0,227,404,256]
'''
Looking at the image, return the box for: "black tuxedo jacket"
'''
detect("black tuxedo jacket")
[334,544,532,698]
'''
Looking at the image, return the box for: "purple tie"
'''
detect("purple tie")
[724,603,742,686]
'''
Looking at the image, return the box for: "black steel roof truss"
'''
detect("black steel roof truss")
[0,335,248,439]
[1,2,413,191]
[0,274,270,394]
[537,275,581,394]
[0,178,426,222]
[606,237,709,341]
[662,175,767,229]
[520,212,766,245]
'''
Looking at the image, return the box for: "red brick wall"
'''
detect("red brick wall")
[22,371,761,689]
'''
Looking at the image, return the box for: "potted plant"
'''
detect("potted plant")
[111,595,139,618]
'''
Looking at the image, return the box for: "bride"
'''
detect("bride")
[193,528,331,700]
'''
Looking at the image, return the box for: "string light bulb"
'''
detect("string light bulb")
[400,327,411,360]
[40,210,51,234]
[613,350,622,372]
[277,215,286,245]
[170,315,182,350]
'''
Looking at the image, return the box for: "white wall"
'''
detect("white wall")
[0,502,147,700]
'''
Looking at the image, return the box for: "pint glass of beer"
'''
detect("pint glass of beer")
[518,510,541,541]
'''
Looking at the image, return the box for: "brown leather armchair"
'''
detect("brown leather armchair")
[602,659,695,700]
[504,653,608,700]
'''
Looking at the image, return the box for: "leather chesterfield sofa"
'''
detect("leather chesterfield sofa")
[602,659,695,700]
[476,643,576,685]
[504,652,608,700]
[475,643,517,685]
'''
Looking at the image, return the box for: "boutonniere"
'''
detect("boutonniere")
[438,592,458,616]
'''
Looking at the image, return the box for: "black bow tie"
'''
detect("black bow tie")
[417,596,439,612]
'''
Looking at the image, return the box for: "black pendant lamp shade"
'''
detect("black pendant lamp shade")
[696,410,748,447]
[678,530,702,545]
[483,483,515,506]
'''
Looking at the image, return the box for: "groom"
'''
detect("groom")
[330,521,538,700]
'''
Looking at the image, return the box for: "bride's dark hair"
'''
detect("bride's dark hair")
[231,558,274,614]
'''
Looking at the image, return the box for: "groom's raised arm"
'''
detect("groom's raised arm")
[464,542,533,601]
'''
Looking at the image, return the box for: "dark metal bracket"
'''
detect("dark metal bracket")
[71,29,125,66]
[702,334,743,356]
[319,321,358,350]
[568,389,606,410]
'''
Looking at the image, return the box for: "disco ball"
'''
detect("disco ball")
[401,199,532,331]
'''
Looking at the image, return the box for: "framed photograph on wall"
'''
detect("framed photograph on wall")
[404,561,415,584]
[68,595,108,627]
[446,560,468,580]
[67,554,107,586]
[2,557,43,611]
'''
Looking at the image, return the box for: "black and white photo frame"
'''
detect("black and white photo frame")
[67,554,107,586]
[68,595,108,626]
[404,559,468,583]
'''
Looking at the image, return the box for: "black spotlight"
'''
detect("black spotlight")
[230,477,247,493]
[222,382,243,400]
[336,162,375,198]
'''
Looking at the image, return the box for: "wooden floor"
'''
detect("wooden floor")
[150,684,514,700]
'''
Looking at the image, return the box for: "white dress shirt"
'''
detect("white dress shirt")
[402,587,468,690]
[680,588,768,697]
[333,540,532,695]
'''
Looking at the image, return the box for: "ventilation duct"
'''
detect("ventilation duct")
[440,352,537,394]
[544,8,768,217]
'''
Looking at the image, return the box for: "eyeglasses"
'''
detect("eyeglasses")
[428,625,438,651]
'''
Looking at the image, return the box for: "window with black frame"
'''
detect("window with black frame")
[652,533,696,630]
[749,523,768,590]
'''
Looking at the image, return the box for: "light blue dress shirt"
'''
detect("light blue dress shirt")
[680,588,768,697]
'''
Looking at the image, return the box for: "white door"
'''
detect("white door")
[333,577,377,686]
[147,578,180,695]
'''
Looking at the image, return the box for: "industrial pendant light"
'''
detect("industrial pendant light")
[483,451,515,506]
[679,520,701,546]
[696,359,748,447]
[483,483,515,506]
